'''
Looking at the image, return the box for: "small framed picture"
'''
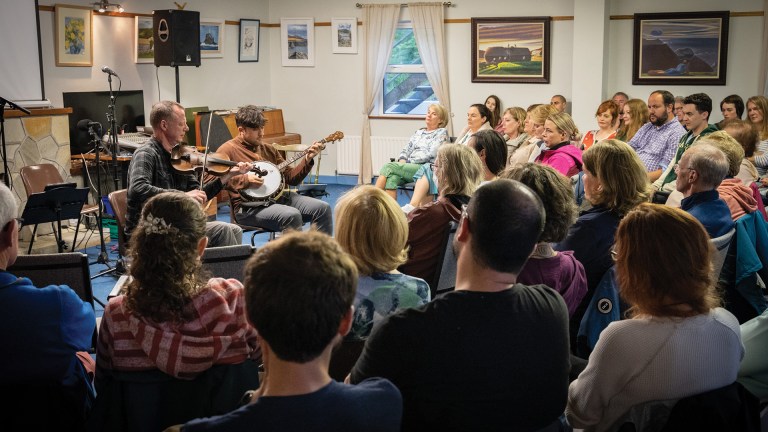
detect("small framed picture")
[281,18,315,67]
[134,16,154,64]
[55,4,93,67]
[331,17,357,54]
[200,18,225,59]
[239,19,260,62]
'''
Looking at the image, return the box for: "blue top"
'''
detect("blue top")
[0,270,95,385]
[349,272,430,341]
[681,189,735,238]
[181,378,403,432]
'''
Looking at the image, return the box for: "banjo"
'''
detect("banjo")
[240,131,344,202]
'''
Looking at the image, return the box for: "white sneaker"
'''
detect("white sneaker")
[401,203,415,214]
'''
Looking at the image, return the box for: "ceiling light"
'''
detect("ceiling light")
[91,0,124,13]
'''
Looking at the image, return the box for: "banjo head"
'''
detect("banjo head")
[241,161,285,201]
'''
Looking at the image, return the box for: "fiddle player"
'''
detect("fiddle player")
[214,105,332,234]
[125,100,249,246]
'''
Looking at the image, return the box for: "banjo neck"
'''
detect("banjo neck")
[273,131,344,171]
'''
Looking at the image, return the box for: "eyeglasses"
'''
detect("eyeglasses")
[430,163,442,171]
[673,163,694,174]
[610,247,618,261]
[460,204,469,222]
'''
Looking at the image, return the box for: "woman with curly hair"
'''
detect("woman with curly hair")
[96,192,260,383]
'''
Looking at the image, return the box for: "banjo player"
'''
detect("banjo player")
[215,105,332,235]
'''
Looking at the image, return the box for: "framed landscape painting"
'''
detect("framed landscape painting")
[281,18,315,67]
[331,18,357,54]
[200,19,225,59]
[632,11,729,85]
[134,16,154,63]
[471,17,550,84]
[55,4,93,67]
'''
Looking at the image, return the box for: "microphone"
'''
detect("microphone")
[101,65,120,78]
[77,118,103,132]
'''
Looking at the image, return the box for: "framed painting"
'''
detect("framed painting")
[633,11,729,85]
[331,17,357,54]
[471,17,550,84]
[239,19,260,62]
[55,4,93,67]
[134,16,154,64]
[281,18,314,67]
[200,19,225,59]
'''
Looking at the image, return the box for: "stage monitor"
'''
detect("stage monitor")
[64,90,146,155]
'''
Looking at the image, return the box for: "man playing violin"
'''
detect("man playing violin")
[125,100,250,246]
[215,105,332,234]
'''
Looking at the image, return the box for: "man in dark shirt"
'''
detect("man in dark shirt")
[126,101,249,246]
[349,179,570,431]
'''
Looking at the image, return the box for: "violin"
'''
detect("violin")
[170,144,268,177]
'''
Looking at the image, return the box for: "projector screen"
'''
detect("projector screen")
[0,1,45,102]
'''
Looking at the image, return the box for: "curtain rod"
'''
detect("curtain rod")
[356,2,453,7]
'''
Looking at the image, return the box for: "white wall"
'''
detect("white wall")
[36,0,766,177]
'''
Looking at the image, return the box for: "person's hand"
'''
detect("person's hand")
[185,189,207,205]
[247,172,265,188]
[220,162,252,184]
[304,141,325,162]
[398,159,407,164]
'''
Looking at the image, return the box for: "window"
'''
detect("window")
[379,24,437,116]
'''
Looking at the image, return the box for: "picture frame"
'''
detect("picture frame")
[632,11,729,86]
[54,4,93,67]
[239,19,261,62]
[134,16,154,64]
[281,18,315,67]
[331,17,357,54]
[471,17,550,84]
[200,18,225,59]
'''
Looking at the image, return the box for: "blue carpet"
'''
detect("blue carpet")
[87,183,413,317]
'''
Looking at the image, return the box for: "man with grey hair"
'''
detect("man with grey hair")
[675,143,734,237]
[0,182,96,425]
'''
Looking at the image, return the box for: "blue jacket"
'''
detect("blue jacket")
[734,212,768,314]
[681,189,734,238]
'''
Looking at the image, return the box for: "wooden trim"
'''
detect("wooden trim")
[6,108,72,118]
[612,11,762,20]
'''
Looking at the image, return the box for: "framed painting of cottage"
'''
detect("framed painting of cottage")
[632,11,729,85]
[471,17,550,84]
[200,18,225,59]
[134,16,154,63]
[281,18,315,67]
[239,19,260,62]
[55,4,93,67]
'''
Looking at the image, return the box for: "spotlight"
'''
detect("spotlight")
[91,0,123,13]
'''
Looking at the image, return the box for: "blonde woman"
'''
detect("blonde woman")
[399,144,483,285]
[501,107,529,163]
[335,186,430,340]
[536,111,583,177]
[616,99,649,143]
[509,104,558,167]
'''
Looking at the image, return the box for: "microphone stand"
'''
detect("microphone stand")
[105,74,120,191]
[0,97,31,189]
[86,125,115,278]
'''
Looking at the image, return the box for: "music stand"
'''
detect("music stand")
[297,183,328,198]
[21,185,88,253]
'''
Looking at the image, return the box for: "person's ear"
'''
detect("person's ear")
[0,220,14,248]
[338,306,354,337]
[455,214,470,242]
[197,236,208,258]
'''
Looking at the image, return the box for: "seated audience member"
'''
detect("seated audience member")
[612,91,629,129]
[616,98,649,143]
[702,132,758,220]
[722,118,760,186]
[335,186,430,341]
[555,139,650,351]
[181,231,402,431]
[0,182,96,428]
[501,107,529,162]
[567,204,743,431]
[551,94,567,113]
[467,129,507,181]
[509,104,558,167]
[717,94,745,129]
[502,164,587,317]
[536,111,583,177]
[745,96,768,194]
[628,90,686,181]
[398,144,483,284]
[485,94,504,133]
[97,192,260,384]
[375,104,448,200]
[674,143,734,237]
[350,179,570,431]
[456,103,493,145]
[653,93,718,194]
[738,309,768,401]
[580,100,618,150]
[674,95,686,124]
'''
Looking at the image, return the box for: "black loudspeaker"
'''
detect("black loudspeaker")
[153,10,201,67]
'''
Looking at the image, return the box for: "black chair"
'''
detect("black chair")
[228,205,276,246]
[429,221,458,298]
[201,244,256,281]
[329,339,366,382]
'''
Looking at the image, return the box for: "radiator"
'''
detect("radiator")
[336,135,410,175]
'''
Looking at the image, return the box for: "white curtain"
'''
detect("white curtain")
[410,2,452,136]
[360,4,400,185]
[761,0,768,96]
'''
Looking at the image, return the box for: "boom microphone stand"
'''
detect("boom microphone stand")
[85,124,115,279]
[104,68,120,191]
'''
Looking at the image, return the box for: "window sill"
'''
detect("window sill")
[368,115,426,120]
